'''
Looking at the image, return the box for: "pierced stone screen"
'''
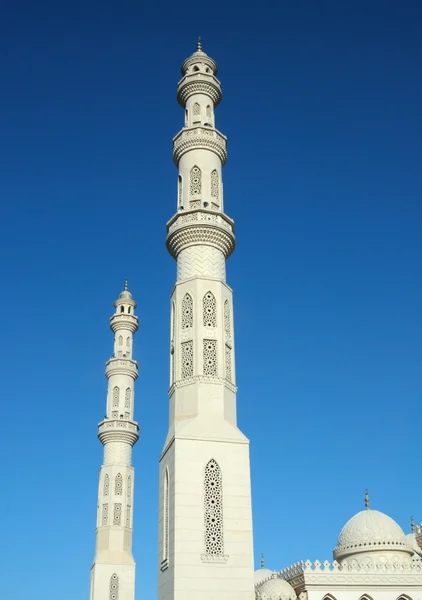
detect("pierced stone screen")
[204,459,224,555]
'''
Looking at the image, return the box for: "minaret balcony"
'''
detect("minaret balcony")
[166,208,235,259]
[105,357,138,380]
[98,418,139,447]
[177,73,222,107]
[173,126,227,166]
[110,313,138,333]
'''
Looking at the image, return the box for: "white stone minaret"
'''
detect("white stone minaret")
[158,41,255,600]
[90,282,139,600]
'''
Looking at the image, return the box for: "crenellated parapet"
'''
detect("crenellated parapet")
[279,557,422,592]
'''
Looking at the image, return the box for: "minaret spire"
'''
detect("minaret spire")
[158,44,254,600]
[90,284,140,600]
[197,36,202,51]
[365,489,370,510]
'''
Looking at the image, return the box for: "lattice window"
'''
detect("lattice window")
[203,291,217,327]
[104,474,109,496]
[127,476,132,500]
[203,339,217,376]
[115,473,123,496]
[181,341,194,378]
[181,293,193,328]
[125,388,131,409]
[113,503,122,525]
[190,166,202,196]
[178,175,182,206]
[204,459,224,555]
[224,300,231,337]
[225,344,232,382]
[126,505,131,528]
[163,467,169,562]
[102,503,108,525]
[211,169,219,201]
[193,102,200,116]
[109,573,119,600]
[112,386,119,408]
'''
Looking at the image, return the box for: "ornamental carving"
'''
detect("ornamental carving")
[204,459,224,556]
[109,573,119,600]
[173,127,227,165]
[177,79,221,107]
[167,223,235,260]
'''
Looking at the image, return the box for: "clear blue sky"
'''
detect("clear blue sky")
[2,2,421,599]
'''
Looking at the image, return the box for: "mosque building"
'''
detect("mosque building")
[88,42,422,600]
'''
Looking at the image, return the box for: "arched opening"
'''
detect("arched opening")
[120,306,124,313]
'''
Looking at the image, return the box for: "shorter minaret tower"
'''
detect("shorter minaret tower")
[90,282,139,600]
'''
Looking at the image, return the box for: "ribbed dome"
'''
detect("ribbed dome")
[254,568,273,587]
[257,576,296,600]
[334,509,409,560]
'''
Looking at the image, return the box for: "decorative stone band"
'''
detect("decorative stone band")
[167,214,235,260]
[105,358,138,380]
[177,76,222,107]
[168,376,237,397]
[98,419,139,446]
[110,313,139,334]
[167,209,234,235]
[200,553,229,564]
[334,538,410,560]
[173,126,227,166]
[280,558,422,580]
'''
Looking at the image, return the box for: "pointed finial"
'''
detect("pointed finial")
[364,489,370,510]
[197,36,202,52]
[261,553,265,568]
[411,516,415,533]
[124,279,128,291]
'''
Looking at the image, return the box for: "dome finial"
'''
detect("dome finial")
[124,279,128,291]
[260,553,265,568]
[197,36,202,52]
[364,489,370,510]
[411,516,415,532]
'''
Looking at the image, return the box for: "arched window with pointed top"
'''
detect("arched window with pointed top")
[103,473,109,496]
[204,459,224,556]
[396,596,413,600]
[193,102,200,116]
[203,291,217,327]
[125,388,131,410]
[118,335,123,346]
[178,175,182,206]
[181,293,193,329]
[358,595,375,600]
[109,573,119,600]
[115,473,123,496]
[322,595,337,600]
[211,169,219,205]
[190,166,202,197]
[112,386,120,408]
[162,466,170,565]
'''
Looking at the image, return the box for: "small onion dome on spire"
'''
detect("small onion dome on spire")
[119,279,132,300]
[180,37,218,76]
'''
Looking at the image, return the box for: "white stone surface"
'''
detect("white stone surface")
[158,42,255,600]
[90,283,139,600]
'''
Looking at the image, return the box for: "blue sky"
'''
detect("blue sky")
[1,2,421,599]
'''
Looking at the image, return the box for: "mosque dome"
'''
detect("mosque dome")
[334,509,410,561]
[254,568,274,587]
[257,576,296,600]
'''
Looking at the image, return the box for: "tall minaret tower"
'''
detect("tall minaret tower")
[158,42,255,600]
[90,282,139,600]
